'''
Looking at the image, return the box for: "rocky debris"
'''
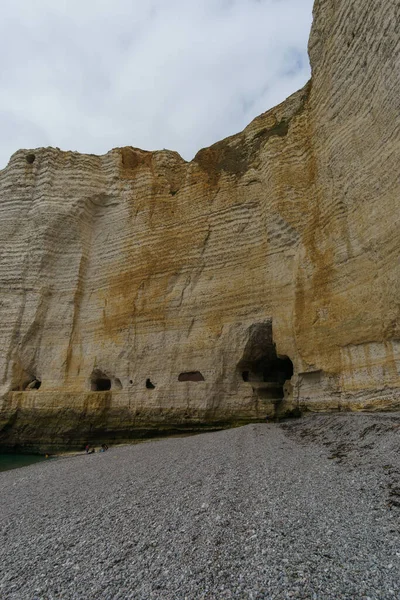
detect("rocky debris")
[282,413,400,513]
[0,415,399,599]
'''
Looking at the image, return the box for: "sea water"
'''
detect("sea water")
[0,454,46,473]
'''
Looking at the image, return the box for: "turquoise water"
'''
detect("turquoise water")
[0,454,46,473]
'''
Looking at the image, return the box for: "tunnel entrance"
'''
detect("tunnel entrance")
[237,321,293,401]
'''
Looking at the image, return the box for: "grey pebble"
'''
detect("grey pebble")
[0,413,399,599]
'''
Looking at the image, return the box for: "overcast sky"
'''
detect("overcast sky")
[1,0,314,168]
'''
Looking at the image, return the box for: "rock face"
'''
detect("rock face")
[0,0,399,450]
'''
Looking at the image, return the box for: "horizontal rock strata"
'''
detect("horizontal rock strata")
[0,0,399,449]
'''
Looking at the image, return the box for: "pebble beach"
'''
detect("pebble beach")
[0,413,399,599]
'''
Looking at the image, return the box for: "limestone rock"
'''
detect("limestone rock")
[0,0,399,450]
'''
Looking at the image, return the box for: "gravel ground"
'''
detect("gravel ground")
[0,413,399,600]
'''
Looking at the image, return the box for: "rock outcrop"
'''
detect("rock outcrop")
[0,0,399,450]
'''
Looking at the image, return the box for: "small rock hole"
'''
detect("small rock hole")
[178,371,205,382]
[146,378,156,389]
[25,378,41,390]
[26,154,35,164]
[93,378,111,391]
[90,369,111,391]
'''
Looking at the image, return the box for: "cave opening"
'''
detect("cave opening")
[237,322,293,401]
[178,371,205,382]
[244,355,293,400]
[24,378,41,390]
[92,378,111,391]
[146,378,156,389]
[90,370,112,391]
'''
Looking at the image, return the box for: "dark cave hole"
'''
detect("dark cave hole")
[24,378,41,390]
[26,153,35,164]
[146,378,156,389]
[259,356,293,384]
[241,355,293,400]
[178,371,205,382]
[92,378,111,391]
[237,322,293,401]
[90,371,112,391]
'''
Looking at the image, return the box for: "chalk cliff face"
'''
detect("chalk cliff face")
[0,0,399,450]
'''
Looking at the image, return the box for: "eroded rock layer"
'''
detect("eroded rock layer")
[1,0,399,449]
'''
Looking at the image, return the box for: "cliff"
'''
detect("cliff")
[1,0,399,450]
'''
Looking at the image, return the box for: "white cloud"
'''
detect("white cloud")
[0,0,314,168]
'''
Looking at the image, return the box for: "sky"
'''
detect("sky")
[0,0,314,168]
